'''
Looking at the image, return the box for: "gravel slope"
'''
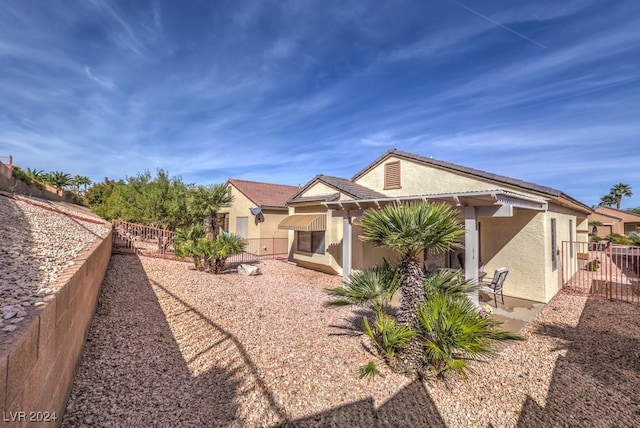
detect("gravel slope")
[0,192,110,334]
[64,256,640,427]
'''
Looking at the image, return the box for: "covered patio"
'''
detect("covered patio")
[323,190,549,304]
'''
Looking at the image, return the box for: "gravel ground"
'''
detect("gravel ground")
[0,192,110,334]
[64,255,640,427]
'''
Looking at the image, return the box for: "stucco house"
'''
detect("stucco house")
[220,179,299,241]
[279,149,592,304]
[589,206,640,238]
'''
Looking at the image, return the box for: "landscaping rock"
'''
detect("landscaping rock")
[238,264,261,276]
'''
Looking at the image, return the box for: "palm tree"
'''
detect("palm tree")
[325,257,522,379]
[599,194,616,207]
[202,233,246,274]
[188,184,233,238]
[175,225,206,270]
[610,183,632,209]
[358,202,464,372]
[24,168,45,183]
[77,175,92,193]
[49,171,72,195]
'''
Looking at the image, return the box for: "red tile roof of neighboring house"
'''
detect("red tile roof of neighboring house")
[227,179,299,209]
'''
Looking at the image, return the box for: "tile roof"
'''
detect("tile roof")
[288,175,386,203]
[227,179,299,209]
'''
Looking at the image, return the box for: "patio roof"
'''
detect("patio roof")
[322,189,548,211]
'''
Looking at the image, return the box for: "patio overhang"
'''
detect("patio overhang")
[325,190,548,292]
[322,190,548,213]
[278,214,326,231]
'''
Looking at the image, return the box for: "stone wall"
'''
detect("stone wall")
[0,231,112,427]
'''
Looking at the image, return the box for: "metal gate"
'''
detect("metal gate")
[112,220,289,263]
[562,241,640,302]
[112,220,177,258]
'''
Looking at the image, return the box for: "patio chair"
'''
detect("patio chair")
[457,252,465,269]
[481,268,508,307]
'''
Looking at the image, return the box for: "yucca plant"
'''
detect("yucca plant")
[418,293,523,379]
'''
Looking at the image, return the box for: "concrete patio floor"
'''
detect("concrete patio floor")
[479,290,546,333]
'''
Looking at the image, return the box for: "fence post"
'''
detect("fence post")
[607,243,612,300]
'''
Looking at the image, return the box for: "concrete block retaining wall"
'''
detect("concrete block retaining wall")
[0,231,112,427]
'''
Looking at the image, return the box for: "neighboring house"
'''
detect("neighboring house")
[590,206,640,237]
[279,149,592,303]
[220,179,299,241]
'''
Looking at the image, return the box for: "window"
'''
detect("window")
[551,218,557,270]
[297,231,325,254]
[384,161,401,189]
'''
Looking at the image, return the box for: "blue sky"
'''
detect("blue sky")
[1,0,639,208]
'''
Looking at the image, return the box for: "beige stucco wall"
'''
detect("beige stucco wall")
[479,209,548,302]
[355,156,541,198]
[351,221,402,270]
[220,184,289,240]
[301,182,338,197]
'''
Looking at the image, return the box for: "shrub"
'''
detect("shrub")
[586,259,601,271]
[325,261,523,381]
[418,293,523,379]
[606,233,633,245]
[627,232,640,246]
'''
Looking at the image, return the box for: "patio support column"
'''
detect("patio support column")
[342,213,352,280]
[463,206,480,305]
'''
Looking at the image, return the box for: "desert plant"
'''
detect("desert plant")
[362,312,416,360]
[325,260,401,315]
[175,225,206,270]
[586,259,601,271]
[202,233,246,274]
[358,202,464,373]
[627,232,640,246]
[358,361,382,381]
[188,184,233,238]
[606,233,633,246]
[423,270,476,300]
[418,293,523,379]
